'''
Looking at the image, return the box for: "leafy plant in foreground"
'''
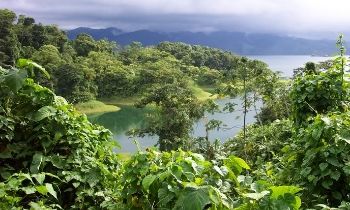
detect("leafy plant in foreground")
[121,149,242,209]
[121,148,302,210]
[284,112,350,207]
[0,61,122,209]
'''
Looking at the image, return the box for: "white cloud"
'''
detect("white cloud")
[1,0,350,38]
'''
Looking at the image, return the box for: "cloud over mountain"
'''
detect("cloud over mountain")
[1,0,349,38]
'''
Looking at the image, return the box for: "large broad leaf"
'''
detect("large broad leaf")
[142,174,157,191]
[46,183,58,199]
[173,186,213,210]
[30,153,43,174]
[35,185,48,195]
[32,106,57,122]
[17,58,50,79]
[269,186,302,210]
[269,186,302,199]
[232,156,250,170]
[213,165,224,176]
[32,173,45,185]
[244,191,270,200]
[225,155,250,175]
[22,186,36,195]
[158,187,175,206]
[3,68,27,92]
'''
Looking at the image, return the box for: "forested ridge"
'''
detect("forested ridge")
[66,27,339,55]
[1,8,350,210]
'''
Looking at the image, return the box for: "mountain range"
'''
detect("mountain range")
[67,27,339,55]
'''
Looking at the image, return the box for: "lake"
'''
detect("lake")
[89,55,330,152]
[250,55,331,77]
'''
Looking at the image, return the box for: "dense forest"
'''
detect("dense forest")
[1,8,350,210]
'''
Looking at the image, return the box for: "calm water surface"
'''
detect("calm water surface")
[89,55,330,152]
[250,55,330,77]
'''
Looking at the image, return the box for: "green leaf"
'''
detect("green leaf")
[319,162,328,171]
[29,202,43,210]
[332,191,342,200]
[36,185,48,195]
[330,170,341,181]
[72,182,80,188]
[33,173,45,185]
[312,128,323,140]
[49,155,65,169]
[33,106,57,122]
[213,165,224,176]
[321,117,331,125]
[321,179,333,189]
[20,173,34,183]
[3,68,27,92]
[300,167,312,177]
[142,174,157,191]
[244,191,270,200]
[22,186,36,195]
[46,183,57,199]
[173,186,212,210]
[232,157,250,170]
[340,136,350,144]
[17,58,50,79]
[158,188,175,206]
[294,196,302,209]
[269,186,302,199]
[225,156,250,175]
[327,157,341,167]
[30,153,43,174]
[158,170,171,181]
[234,203,250,210]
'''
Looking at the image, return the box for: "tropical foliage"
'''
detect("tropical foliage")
[0,60,300,209]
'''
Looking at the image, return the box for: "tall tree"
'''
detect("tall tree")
[0,9,19,67]
[134,83,205,151]
[73,33,98,56]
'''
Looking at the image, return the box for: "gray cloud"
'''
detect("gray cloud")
[1,0,350,39]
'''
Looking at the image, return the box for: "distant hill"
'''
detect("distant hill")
[67,27,123,40]
[67,27,338,55]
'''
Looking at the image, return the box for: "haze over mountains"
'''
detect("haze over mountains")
[67,27,339,55]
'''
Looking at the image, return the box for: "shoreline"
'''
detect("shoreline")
[75,100,120,115]
[78,84,218,115]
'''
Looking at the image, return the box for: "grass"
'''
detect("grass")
[190,83,218,101]
[101,85,217,106]
[98,83,218,108]
[197,84,220,94]
[75,100,120,114]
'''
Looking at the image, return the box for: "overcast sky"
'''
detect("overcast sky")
[1,0,350,39]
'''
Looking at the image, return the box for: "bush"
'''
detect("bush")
[0,66,121,209]
[284,112,350,207]
[224,119,293,170]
